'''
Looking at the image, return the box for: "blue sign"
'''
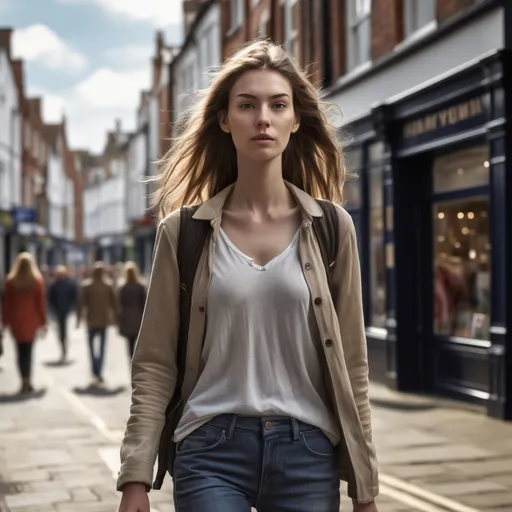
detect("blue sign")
[12,207,37,224]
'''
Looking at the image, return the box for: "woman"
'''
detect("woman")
[1,252,47,393]
[117,262,146,360]
[117,41,379,512]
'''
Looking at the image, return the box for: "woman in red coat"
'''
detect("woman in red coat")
[1,252,47,393]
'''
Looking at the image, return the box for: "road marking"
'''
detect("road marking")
[58,387,162,512]
[380,473,482,512]
[59,387,483,512]
[59,387,121,443]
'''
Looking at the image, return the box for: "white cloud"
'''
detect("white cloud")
[12,25,87,72]
[76,67,150,109]
[106,44,153,69]
[28,65,151,152]
[58,0,183,27]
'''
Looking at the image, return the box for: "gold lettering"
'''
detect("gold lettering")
[469,98,483,116]
[403,96,483,139]
[458,102,470,120]
[424,114,437,132]
[448,107,458,125]
[438,109,448,127]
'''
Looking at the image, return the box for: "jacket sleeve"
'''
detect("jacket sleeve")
[331,208,379,502]
[117,218,180,491]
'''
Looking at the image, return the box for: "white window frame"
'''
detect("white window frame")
[347,0,371,72]
[403,0,436,39]
[284,0,299,60]
[229,0,244,30]
[258,8,270,37]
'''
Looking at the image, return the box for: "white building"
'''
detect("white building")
[84,124,130,266]
[0,46,21,279]
[172,0,221,133]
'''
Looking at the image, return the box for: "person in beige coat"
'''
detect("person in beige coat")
[77,261,116,384]
[117,41,379,512]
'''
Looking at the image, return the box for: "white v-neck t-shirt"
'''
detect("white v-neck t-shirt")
[173,227,340,444]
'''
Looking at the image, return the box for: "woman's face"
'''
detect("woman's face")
[220,68,299,162]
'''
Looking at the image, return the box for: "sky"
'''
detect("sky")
[1,0,184,153]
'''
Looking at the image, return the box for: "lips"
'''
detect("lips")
[251,134,274,140]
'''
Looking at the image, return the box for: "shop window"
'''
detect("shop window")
[369,161,386,328]
[432,146,491,340]
[343,148,362,210]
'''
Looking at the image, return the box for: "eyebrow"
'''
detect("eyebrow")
[236,93,291,100]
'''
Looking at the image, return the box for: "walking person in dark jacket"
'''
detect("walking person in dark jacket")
[117,262,146,361]
[48,265,78,362]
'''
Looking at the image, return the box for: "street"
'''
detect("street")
[0,322,511,512]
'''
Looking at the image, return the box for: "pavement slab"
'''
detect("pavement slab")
[1,321,512,511]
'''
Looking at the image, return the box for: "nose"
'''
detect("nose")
[255,106,271,128]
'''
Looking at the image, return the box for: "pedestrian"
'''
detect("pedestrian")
[48,265,78,362]
[76,261,117,385]
[117,261,146,361]
[0,252,47,394]
[117,40,379,512]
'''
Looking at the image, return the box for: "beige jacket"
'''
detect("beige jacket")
[117,182,379,503]
[77,277,117,329]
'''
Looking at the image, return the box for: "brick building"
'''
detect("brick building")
[167,0,511,420]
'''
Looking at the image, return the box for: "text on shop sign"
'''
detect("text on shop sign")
[403,97,484,139]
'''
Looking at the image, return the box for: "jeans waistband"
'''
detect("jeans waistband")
[206,414,318,441]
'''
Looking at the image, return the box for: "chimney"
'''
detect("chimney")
[115,118,121,134]
[0,28,12,59]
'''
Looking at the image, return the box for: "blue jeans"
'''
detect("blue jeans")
[87,328,106,377]
[173,414,340,512]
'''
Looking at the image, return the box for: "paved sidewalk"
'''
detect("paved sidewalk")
[1,322,512,511]
[369,384,512,511]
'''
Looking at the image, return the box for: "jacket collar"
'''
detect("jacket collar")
[192,180,323,221]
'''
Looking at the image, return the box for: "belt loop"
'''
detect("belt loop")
[226,414,237,440]
[292,418,299,441]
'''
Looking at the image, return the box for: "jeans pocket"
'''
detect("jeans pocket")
[176,425,227,456]
[299,428,335,459]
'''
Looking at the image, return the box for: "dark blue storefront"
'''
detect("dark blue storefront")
[344,49,512,420]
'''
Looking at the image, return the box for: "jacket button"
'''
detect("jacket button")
[199,306,205,312]
[325,339,333,348]
[305,262,312,270]
[314,297,322,305]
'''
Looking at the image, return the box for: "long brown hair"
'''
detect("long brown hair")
[7,252,41,291]
[154,40,349,220]
[123,261,141,284]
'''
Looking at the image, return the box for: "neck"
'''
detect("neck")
[230,156,293,213]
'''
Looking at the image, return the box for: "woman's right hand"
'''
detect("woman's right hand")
[118,483,150,512]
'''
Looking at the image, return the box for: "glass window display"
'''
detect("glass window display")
[432,146,491,340]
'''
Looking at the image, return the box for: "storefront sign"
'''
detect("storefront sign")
[13,207,37,224]
[400,96,486,148]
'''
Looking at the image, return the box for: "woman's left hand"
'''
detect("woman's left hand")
[353,500,378,512]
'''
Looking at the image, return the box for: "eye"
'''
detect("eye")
[239,102,254,109]
[273,102,287,109]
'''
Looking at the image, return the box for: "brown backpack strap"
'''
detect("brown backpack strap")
[153,205,210,490]
[312,199,340,288]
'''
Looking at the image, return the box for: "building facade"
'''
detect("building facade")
[0,45,22,279]
[313,0,511,419]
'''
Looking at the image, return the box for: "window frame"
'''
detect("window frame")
[346,0,372,72]
[403,0,436,39]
